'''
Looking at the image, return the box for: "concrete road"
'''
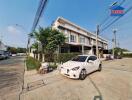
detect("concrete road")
[0,56,25,100]
[21,58,132,100]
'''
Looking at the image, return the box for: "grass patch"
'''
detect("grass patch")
[26,56,41,70]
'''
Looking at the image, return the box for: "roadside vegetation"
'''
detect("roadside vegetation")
[30,27,66,62]
[109,47,132,58]
[26,56,41,70]
[26,27,67,70]
[53,53,81,63]
[7,47,26,54]
[123,53,132,58]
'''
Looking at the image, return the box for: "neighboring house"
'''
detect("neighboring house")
[52,17,108,55]
[0,41,7,51]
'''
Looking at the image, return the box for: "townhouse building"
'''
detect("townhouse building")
[52,17,108,55]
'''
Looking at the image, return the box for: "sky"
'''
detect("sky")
[0,0,132,51]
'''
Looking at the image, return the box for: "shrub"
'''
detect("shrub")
[123,53,132,58]
[26,56,41,70]
[44,53,81,63]
[56,53,81,63]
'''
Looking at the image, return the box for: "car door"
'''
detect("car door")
[91,56,99,70]
[84,56,95,74]
[86,56,97,73]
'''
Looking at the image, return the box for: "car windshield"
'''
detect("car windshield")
[71,56,87,62]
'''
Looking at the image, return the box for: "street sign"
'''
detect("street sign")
[110,5,124,16]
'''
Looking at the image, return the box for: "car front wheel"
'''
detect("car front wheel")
[79,69,86,80]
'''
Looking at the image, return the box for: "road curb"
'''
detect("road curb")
[19,58,26,100]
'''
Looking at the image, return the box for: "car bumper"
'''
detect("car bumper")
[60,68,80,79]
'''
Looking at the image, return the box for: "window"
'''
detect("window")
[79,36,85,43]
[70,34,76,42]
[57,26,65,33]
[87,56,97,62]
[88,38,92,45]
[72,56,87,62]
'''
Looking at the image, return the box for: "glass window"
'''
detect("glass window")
[72,56,87,62]
[79,36,85,43]
[87,56,97,62]
[70,34,76,42]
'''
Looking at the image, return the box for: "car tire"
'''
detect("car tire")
[79,69,86,80]
[98,64,102,72]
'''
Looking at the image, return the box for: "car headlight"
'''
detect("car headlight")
[72,66,80,71]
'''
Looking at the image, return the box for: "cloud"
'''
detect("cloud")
[7,26,21,34]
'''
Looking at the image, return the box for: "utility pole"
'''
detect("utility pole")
[96,25,99,58]
[112,38,115,59]
[113,29,117,47]
[118,42,120,47]
[112,29,117,58]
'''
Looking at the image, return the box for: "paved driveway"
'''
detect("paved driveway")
[21,58,132,100]
[0,56,25,100]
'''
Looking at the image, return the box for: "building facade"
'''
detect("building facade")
[52,17,108,55]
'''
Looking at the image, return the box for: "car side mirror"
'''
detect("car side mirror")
[88,60,93,63]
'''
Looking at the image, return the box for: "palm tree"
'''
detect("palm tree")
[33,27,65,62]
[31,42,38,59]
[27,32,34,55]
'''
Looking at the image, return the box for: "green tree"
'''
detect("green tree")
[33,27,65,62]
[17,47,26,53]
[114,47,123,56]
[109,47,125,57]
[7,47,26,54]
[31,42,38,49]
[7,47,17,54]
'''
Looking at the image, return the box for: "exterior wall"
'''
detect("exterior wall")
[52,17,108,54]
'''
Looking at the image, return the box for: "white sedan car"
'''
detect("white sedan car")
[59,55,102,80]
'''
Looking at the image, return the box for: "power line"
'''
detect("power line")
[27,0,48,54]
[32,0,43,31]
[31,0,48,32]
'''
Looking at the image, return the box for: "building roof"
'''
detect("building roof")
[53,17,108,43]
